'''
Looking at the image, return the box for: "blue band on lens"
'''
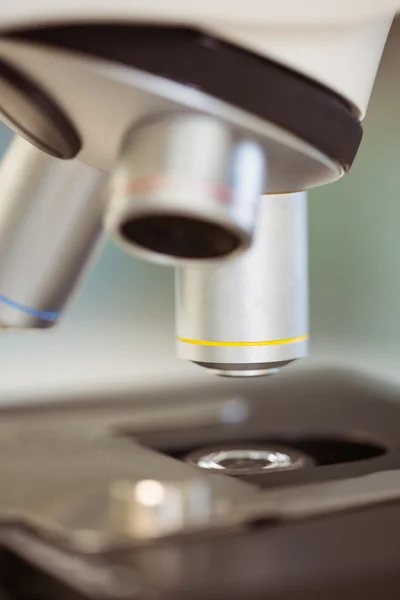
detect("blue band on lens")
[0,295,60,321]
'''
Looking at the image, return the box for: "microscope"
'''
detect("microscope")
[0,0,382,375]
[1,2,400,599]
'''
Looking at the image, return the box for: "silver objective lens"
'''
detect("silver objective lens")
[176,192,309,376]
[107,112,267,264]
[0,136,106,329]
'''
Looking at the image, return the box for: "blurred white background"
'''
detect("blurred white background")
[1,21,400,405]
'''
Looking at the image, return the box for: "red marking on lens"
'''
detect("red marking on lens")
[125,176,233,205]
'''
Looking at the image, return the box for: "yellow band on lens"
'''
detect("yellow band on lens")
[177,334,309,347]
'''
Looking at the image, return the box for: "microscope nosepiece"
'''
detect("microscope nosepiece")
[175,192,309,377]
[107,113,267,265]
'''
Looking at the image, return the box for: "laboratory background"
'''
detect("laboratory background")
[1,19,400,406]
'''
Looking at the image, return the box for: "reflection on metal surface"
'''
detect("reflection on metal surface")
[134,480,166,507]
[186,445,312,475]
[209,365,283,378]
[110,478,213,539]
